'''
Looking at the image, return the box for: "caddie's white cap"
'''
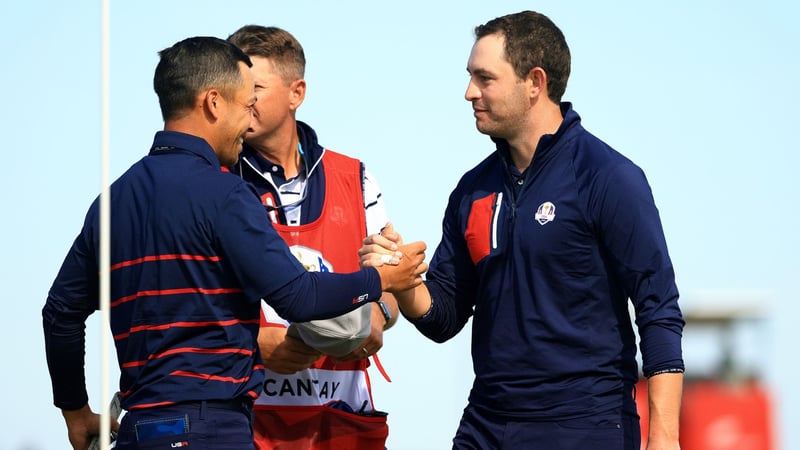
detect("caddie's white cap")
[286,303,372,356]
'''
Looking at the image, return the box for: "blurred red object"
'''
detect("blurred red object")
[636,379,774,450]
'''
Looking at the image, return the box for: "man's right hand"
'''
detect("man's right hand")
[360,222,403,267]
[375,241,427,293]
[362,224,434,318]
[62,404,119,450]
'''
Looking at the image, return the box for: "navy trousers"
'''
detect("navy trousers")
[452,404,641,450]
[114,399,254,450]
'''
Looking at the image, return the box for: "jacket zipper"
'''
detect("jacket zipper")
[491,192,503,250]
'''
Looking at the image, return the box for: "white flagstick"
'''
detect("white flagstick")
[99,0,112,447]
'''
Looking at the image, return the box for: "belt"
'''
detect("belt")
[179,398,252,412]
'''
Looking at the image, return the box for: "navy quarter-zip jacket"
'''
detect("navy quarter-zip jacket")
[411,103,684,419]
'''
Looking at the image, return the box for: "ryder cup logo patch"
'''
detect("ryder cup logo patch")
[535,202,556,225]
[289,245,333,272]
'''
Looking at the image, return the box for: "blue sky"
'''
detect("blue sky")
[1,1,798,449]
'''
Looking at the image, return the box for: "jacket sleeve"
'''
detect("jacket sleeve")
[408,185,477,343]
[215,183,383,322]
[593,162,685,376]
[42,204,100,409]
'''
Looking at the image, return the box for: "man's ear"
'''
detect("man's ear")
[526,67,547,100]
[288,79,307,111]
[203,89,223,120]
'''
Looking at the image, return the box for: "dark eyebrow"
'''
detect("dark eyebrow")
[468,67,493,77]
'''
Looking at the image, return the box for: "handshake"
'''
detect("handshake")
[287,223,427,359]
[361,223,427,294]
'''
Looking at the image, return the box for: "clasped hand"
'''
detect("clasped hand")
[360,223,427,293]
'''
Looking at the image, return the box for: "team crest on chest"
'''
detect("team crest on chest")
[535,202,556,225]
[289,245,333,272]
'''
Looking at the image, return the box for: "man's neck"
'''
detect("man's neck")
[506,102,563,172]
[249,131,302,179]
[164,118,216,153]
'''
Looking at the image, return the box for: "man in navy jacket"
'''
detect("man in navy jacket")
[42,36,426,450]
[363,11,684,450]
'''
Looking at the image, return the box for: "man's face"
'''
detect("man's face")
[464,33,531,140]
[245,56,299,145]
[217,62,256,166]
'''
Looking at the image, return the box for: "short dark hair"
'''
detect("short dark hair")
[475,11,571,102]
[227,25,305,83]
[154,36,253,121]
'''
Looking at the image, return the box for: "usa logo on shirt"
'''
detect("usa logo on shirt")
[535,202,556,225]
